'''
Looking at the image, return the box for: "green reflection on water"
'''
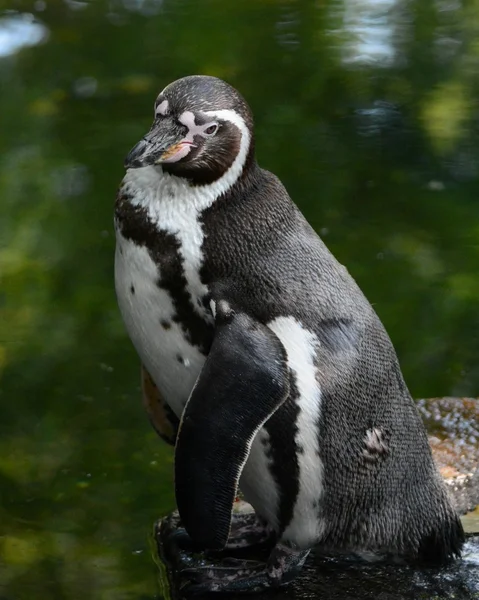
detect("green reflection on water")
[0,0,478,597]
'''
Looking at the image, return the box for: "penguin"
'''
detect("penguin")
[114,75,465,594]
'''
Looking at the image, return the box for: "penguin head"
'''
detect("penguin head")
[125,76,254,185]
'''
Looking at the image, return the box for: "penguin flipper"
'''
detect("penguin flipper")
[141,365,179,446]
[174,302,290,551]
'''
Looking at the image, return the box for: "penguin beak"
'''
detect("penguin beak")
[124,119,191,169]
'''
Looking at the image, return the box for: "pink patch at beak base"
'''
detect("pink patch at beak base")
[157,141,194,164]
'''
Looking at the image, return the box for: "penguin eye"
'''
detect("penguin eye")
[204,123,219,136]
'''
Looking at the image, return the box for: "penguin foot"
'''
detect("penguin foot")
[226,511,274,550]
[179,543,310,595]
[160,508,274,555]
[157,513,308,594]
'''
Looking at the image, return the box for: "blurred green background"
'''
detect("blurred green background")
[0,0,478,598]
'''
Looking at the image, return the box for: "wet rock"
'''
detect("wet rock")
[155,397,479,599]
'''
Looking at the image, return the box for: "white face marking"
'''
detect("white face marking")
[267,316,325,548]
[179,110,218,143]
[202,109,250,198]
[114,228,206,418]
[156,99,169,116]
[122,109,250,323]
[178,110,196,130]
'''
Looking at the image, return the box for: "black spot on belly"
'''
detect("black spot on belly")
[160,319,171,330]
[130,285,135,295]
[115,192,214,354]
[177,354,185,365]
[263,371,301,535]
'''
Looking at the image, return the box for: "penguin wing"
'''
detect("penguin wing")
[174,301,290,550]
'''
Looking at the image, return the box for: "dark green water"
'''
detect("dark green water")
[1,1,478,598]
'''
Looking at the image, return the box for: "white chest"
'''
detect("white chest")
[114,229,210,418]
[114,167,219,418]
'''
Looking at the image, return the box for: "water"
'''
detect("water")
[0,0,478,598]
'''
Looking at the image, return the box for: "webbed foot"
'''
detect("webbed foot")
[226,509,275,550]
[179,543,310,595]
[160,502,274,553]
[156,510,308,595]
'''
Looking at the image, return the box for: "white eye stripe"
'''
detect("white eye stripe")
[178,111,220,142]
[155,99,169,116]
[178,110,196,129]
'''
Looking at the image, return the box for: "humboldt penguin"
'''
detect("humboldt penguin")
[114,75,464,594]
